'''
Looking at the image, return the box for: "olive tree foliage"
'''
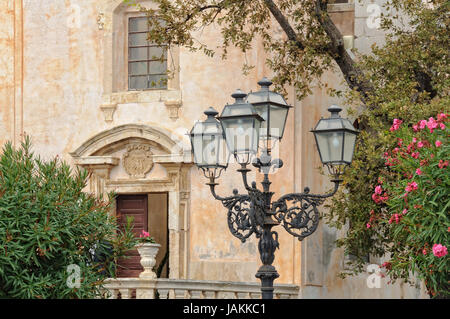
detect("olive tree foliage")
[124,0,449,295]
[124,0,374,101]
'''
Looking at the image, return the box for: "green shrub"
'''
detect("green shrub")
[0,137,138,298]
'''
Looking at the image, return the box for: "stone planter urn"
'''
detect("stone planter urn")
[136,242,161,279]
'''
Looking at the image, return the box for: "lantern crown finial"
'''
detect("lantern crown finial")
[328,105,342,117]
[204,107,219,118]
[257,77,273,90]
[231,89,247,102]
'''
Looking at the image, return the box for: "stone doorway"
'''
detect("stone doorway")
[70,124,192,280]
[116,193,169,278]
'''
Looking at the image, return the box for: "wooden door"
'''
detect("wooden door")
[116,194,148,278]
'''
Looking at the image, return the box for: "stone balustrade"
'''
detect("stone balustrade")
[103,278,299,299]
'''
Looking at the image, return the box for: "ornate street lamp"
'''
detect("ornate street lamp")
[189,79,359,299]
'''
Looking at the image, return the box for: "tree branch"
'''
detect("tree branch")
[184,3,224,24]
[262,0,375,106]
[262,0,304,50]
[313,0,374,105]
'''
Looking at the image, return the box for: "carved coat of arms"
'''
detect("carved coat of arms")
[122,144,154,178]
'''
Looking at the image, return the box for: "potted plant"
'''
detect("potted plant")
[136,230,161,279]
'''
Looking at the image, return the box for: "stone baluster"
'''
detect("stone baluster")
[236,292,250,299]
[136,288,155,299]
[107,289,119,299]
[250,292,262,299]
[174,289,186,299]
[189,290,203,299]
[203,291,216,299]
[119,289,131,299]
[157,288,170,299]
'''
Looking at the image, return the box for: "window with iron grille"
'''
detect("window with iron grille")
[128,17,168,90]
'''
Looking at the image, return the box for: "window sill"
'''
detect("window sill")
[328,3,354,13]
[110,89,181,104]
[100,89,182,123]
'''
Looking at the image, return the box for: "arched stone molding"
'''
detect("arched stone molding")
[98,0,182,123]
[70,123,188,159]
[70,123,192,280]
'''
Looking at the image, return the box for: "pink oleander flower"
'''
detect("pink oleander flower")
[411,152,420,159]
[140,230,150,238]
[419,120,428,129]
[374,185,383,195]
[385,157,395,166]
[437,113,448,121]
[412,124,419,132]
[381,262,391,269]
[412,137,417,143]
[402,209,408,215]
[394,214,400,224]
[438,160,449,169]
[390,119,402,132]
[417,141,424,148]
[435,140,442,147]
[372,192,388,204]
[405,181,418,193]
[139,230,156,243]
[415,168,422,175]
[432,244,448,258]
[423,249,427,255]
[407,143,414,153]
[427,117,439,133]
[440,123,446,130]
[366,223,371,229]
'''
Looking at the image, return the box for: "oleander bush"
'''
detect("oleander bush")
[0,136,138,299]
[366,113,449,297]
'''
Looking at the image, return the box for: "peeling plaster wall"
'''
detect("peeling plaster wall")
[0,1,17,147]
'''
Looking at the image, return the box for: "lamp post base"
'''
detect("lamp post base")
[255,265,280,299]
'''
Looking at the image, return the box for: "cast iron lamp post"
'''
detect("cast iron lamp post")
[189,78,359,299]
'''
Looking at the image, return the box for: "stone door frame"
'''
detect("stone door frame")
[70,124,192,279]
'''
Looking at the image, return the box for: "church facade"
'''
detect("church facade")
[0,0,427,298]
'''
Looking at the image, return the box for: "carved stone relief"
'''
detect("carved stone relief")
[122,144,154,178]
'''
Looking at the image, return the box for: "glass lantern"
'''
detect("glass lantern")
[218,89,264,164]
[189,107,229,178]
[246,77,291,143]
[311,105,359,173]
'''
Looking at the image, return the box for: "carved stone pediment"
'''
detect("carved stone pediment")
[122,144,154,178]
